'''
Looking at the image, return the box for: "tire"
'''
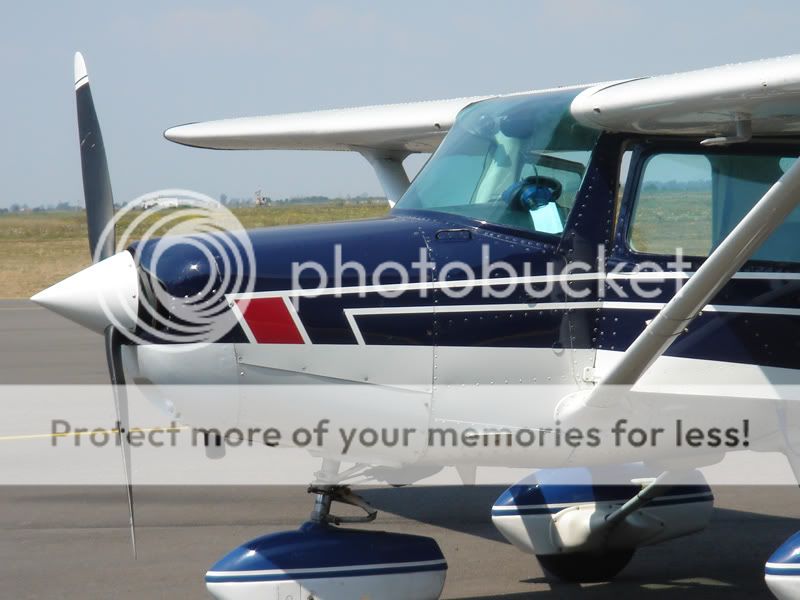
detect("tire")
[536,549,635,582]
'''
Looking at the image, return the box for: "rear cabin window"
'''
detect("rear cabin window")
[629,151,800,263]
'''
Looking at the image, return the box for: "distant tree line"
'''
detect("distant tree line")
[0,201,81,214]
[218,193,385,207]
[0,195,387,214]
[642,179,711,192]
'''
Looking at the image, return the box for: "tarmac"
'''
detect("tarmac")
[0,299,797,599]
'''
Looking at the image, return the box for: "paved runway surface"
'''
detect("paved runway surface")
[1,300,798,599]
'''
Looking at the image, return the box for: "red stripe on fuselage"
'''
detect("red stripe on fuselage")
[236,298,305,344]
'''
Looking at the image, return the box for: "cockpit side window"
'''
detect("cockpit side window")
[629,149,800,263]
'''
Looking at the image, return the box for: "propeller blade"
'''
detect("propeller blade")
[104,325,137,558]
[74,54,136,556]
[74,52,115,263]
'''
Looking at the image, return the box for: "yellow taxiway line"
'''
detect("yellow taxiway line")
[0,426,187,442]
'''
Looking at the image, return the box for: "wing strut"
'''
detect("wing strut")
[357,149,411,207]
[557,153,800,421]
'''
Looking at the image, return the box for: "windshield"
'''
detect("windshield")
[395,89,600,235]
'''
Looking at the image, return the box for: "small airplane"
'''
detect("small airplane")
[30,52,800,599]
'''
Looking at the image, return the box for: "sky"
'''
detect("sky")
[3,0,800,208]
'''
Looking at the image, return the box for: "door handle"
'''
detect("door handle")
[435,228,472,241]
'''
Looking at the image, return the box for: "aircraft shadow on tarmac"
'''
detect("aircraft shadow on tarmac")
[362,485,800,599]
[2,485,795,597]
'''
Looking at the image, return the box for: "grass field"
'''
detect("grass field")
[0,204,389,299]
[629,190,712,257]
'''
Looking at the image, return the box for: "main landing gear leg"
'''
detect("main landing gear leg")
[308,458,378,525]
[205,459,449,600]
[308,484,378,525]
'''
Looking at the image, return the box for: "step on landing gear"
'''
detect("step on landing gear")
[206,463,448,600]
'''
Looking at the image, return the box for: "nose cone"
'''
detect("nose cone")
[31,250,139,333]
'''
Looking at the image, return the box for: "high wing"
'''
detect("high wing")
[570,54,800,138]
[163,55,800,206]
[164,96,488,153]
[164,95,491,206]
